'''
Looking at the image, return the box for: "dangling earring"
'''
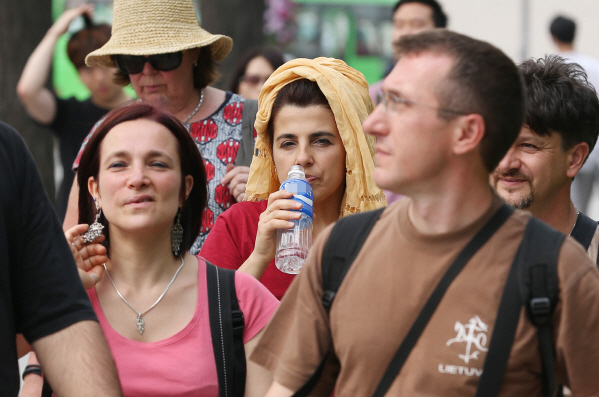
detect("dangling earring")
[171,208,184,256]
[193,59,198,67]
[274,166,277,177]
[83,199,104,243]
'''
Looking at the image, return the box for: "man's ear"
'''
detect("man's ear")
[452,113,485,156]
[566,142,590,179]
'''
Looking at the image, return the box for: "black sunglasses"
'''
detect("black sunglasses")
[112,52,184,74]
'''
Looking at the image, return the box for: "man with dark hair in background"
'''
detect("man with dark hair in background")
[493,55,599,262]
[370,0,448,102]
[391,0,447,42]
[252,30,599,396]
[370,0,448,204]
[550,15,599,214]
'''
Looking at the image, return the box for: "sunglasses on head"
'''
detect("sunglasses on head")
[112,51,184,74]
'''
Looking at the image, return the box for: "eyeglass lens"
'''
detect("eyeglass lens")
[375,92,389,108]
[240,75,266,86]
[113,52,183,74]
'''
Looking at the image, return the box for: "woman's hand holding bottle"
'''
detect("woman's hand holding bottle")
[239,190,301,279]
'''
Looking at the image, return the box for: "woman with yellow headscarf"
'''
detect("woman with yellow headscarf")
[200,57,386,299]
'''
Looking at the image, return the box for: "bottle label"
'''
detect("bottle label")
[279,178,314,219]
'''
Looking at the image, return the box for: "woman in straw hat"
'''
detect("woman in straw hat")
[63,0,256,253]
[200,57,387,300]
[23,103,277,396]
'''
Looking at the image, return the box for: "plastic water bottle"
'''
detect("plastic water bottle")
[275,165,314,274]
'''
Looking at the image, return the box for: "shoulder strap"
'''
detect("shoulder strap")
[235,98,258,167]
[206,262,246,397]
[570,212,597,251]
[292,208,385,397]
[371,204,514,397]
[476,217,564,397]
[322,208,386,310]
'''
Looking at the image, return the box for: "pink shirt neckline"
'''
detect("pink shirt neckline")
[88,261,205,349]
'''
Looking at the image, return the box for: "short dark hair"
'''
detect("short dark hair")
[67,24,112,69]
[393,0,448,28]
[77,103,207,256]
[113,46,220,89]
[519,55,599,157]
[550,16,576,44]
[228,47,285,94]
[395,29,526,172]
[266,79,330,147]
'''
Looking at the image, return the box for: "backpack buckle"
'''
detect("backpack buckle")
[322,290,336,310]
[530,297,551,325]
[231,309,245,337]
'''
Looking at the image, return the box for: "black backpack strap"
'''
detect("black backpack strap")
[321,208,386,311]
[570,211,597,251]
[207,262,246,397]
[292,208,386,397]
[371,204,514,397]
[521,218,564,397]
[476,216,564,397]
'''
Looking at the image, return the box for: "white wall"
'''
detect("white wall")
[442,0,599,62]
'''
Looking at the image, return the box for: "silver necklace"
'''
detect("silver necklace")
[102,256,185,335]
[182,89,204,124]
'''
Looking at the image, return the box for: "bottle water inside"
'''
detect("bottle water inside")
[275,165,313,274]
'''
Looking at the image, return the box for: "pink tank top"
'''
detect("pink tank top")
[87,257,278,396]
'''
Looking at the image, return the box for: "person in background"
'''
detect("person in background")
[550,15,599,213]
[0,121,122,396]
[201,58,386,300]
[228,47,285,101]
[369,0,448,205]
[16,4,131,221]
[493,55,599,262]
[64,0,257,251]
[23,103,278,396]
[369,0,448,102]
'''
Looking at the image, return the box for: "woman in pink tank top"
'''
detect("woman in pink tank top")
[23,103,278,397]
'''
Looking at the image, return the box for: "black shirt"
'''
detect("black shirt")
[50,96,109,220]
[0,122,97,396]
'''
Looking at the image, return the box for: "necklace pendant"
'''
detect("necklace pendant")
[136,314,145,335]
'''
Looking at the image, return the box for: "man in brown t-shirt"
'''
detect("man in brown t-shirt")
[493,55,599,262]
[252,30,599,396]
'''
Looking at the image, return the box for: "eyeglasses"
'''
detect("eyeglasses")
[375,91,467,116]
[112,52,183,75]
[239,74,268,86]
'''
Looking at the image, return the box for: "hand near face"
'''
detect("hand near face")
[221,164,250,202]
[65,224,107,290]
[251,190,302,264]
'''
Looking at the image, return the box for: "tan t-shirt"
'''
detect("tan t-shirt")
[251,196,599,396]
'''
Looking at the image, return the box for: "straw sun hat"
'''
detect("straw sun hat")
[85,0,233,69]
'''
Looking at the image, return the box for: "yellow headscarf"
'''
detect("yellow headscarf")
[245,57,386,217]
